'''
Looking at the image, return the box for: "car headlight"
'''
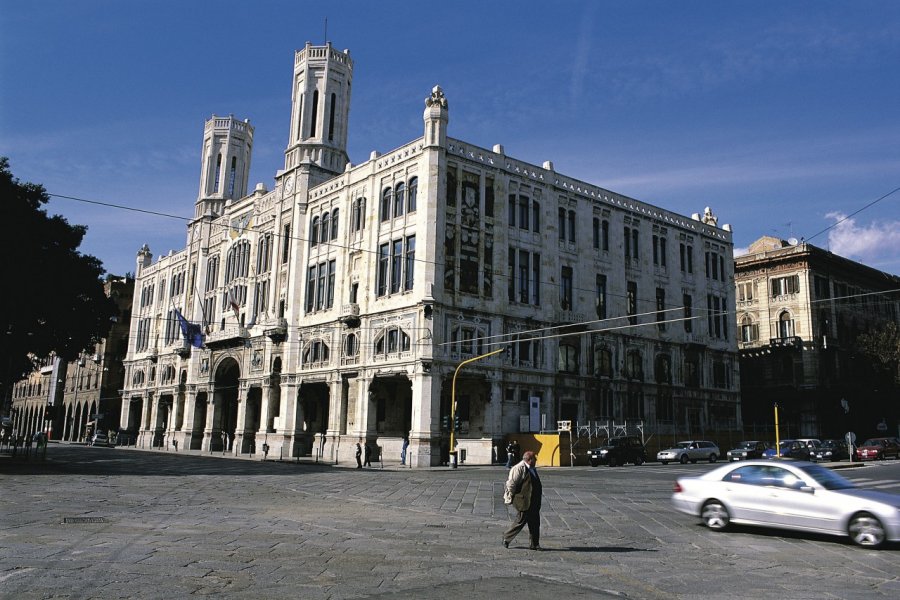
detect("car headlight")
[600,449,608,455]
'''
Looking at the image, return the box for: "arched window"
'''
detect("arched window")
[321,212,330,244]
[594,347,613,378]
[654,354,672,384]
[310,216,319,247]
[408,177,418,212]
[741,315,758,343]
[625,349,643,380]
[380,188,392,222]
[302,339,330,366]
[344,333,358,357]
[373,327,411,358]
[331,208,339,240]
[558,342,579,373]
[394,182,405,217]
[778,311,795,338]
[352,198,365,232]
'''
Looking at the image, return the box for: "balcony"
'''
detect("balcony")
[205,325,250,349]
[263,318,288,343]
[339,303,361,327]
[769,336,803,349]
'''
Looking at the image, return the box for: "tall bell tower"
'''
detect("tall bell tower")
[282,42,353,189]
[194,115,254,219]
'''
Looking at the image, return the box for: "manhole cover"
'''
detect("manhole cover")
[63,517,108,524]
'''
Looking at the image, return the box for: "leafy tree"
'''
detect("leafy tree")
[1,157,116,404]
[855,321,900,380]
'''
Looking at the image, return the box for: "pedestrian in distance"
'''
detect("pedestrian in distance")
[400,436,409,465]
[505,439,519,468]
[355,442,363,468]
[364,442,373,467]
[502,450,543,550]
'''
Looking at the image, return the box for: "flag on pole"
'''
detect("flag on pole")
[227,287,240,321]
[175,309,204,348]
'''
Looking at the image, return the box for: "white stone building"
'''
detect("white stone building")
[119,42,739,466]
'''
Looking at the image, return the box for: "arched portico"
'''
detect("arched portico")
[205,357,240,452]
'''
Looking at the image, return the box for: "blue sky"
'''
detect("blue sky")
[3,0,900,277]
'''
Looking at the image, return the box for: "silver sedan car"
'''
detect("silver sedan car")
[672,460,900,548]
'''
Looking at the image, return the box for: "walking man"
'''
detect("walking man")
[364,442,373,467]
[355,441,363,468]
[502,450,542,550]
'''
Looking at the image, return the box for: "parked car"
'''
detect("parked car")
[89,432,109,447]
[813,439,851,462]
[764,439,819,460]
[763,440,793,458]
[657,440,720,464]
[726,440,769,461]
[671,460,900,548]
[588,436,646,467]
[857,438,900,461]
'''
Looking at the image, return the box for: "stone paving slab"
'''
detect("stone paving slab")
[1,444,898,599]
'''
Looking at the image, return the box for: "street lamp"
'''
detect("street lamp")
[449,346,505,468]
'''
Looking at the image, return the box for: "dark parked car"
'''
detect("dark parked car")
[726,440,769,461]
[588,436,646,467]
[813,439,850,462]
[857,438,900,461]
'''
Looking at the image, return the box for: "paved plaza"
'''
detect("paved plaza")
[1,444,899,599]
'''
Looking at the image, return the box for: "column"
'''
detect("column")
[409,370,440,467]
[179,388,197,450]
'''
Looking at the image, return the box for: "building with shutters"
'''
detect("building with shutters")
[735,236,900,439]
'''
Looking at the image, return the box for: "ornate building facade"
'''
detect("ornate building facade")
[119,43,739,466]
[735,236,900,438]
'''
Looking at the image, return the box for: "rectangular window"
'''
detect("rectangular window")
[391,239,403,293]
[771,275,800,297]
[596,274,607,319]
[518,249,529,303]
[683,293,692,333]
[532,254,541,306]
[561,266,573,310]
[559,208,567,241]
[624,226,631,258]
[568,210,576,243]
[508,194,516,227]
[631,228,639,259]
[485,177,494,217]
[326,260,335,308]
[508,246,515,302]
[627,281,637,325]
[316,263,326,309]
[404,235,415,291]
[532,200,540,232]
[281,225,291,264]
[518,196,529,230]
[656,288,666,331]
[601,220,609,251]
[306,266,316,312]
[593,218,600,249]
[377,243,389,297]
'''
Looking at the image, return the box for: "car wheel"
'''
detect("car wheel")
[661,461,668,465]
[608,456,617,467]
[634,456,644,466]
[709,454,717,463]
[590,459,599,467]
[848,512,886,548]
[679,454,688,464]
[690,460,697,464]
[701,500,730,531]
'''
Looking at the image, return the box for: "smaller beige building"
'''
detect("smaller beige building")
[735,236,900,439]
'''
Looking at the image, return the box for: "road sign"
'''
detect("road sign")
[846,431,856,445]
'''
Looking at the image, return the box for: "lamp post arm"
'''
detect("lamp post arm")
[450,346,505,453]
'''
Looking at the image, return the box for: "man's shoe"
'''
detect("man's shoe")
[502,540,509,548]
[529,545,543,551]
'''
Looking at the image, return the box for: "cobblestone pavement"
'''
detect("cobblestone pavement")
[1,444,899,599]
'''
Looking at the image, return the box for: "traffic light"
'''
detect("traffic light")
[454,415,461,432]
[441,415,450,432]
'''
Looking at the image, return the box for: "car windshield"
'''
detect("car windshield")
[820,440,839,449]
[797,464,856,490]
[861,439,883,447]
[675,442,692,449]
[736,441,758,449]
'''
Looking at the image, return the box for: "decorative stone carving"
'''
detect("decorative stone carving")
[425,85,448,109]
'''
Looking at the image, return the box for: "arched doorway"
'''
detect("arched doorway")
[212,357,240,451]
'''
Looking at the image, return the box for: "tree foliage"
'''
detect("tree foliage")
[1,157,116,398]
[855,321,900,376]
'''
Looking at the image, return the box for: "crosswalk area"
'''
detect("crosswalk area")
[845,474,900,490]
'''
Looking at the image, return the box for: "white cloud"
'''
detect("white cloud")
[733,246,750,258]
[824,212,900,268]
